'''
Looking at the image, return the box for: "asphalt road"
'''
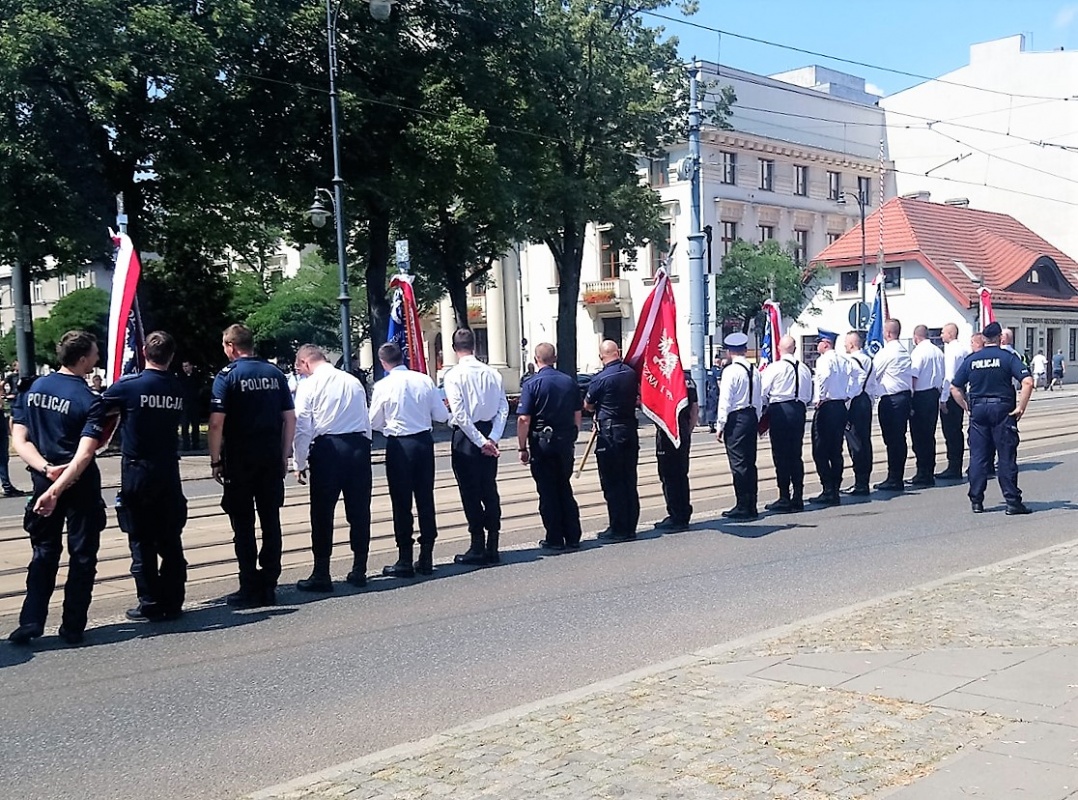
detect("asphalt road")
[1,394,1076,800]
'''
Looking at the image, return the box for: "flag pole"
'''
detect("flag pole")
[574,425,599,479]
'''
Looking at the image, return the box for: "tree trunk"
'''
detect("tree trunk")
[550,225,585,377]
[366,203,391,379]
[444,268,470,331]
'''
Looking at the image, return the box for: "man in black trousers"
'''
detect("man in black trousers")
[909,324,945,487]
[869,318,914,492]
[652,373,699,531]
[811,330,854,506]
[585,340,640,542]
[517,343,583,552]
[443,329,509,566]
[761,335,813,512]
[936,323,970,479]
[291,344,372,591]
[369,342,449,577]
[716,332,762,520]
[843,331,874,495]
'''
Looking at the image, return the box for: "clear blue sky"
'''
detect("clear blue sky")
[654,0,1078,96]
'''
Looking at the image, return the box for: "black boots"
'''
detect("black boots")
[485,531,500,564]
[383,546,416,578]
[455,532,489,566]
[415,545,435,576]
[297,557,334,593]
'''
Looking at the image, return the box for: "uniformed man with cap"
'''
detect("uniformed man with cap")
[811,329,856,506]
[8,330,107,645]
[716,332,761,520]
[843,330,874,495]
[908,324,946,487]
[209,324,296,608]
[760,334,813,512]
[653,372,698,532]
[101,330,189,622]
[584,340,640,541]
[869,318,914,492]
[950,321,1033,515]
[516,343,583,551]
[936,323,970,480]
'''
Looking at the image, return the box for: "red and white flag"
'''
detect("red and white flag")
[106,229,145,385]
[387,273,427,374]
[625,268,689,449]
[979,287,995,330]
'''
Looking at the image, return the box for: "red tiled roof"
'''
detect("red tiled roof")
[815,197,1078,310]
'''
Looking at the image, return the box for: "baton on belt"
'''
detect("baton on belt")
[574,425,599,479]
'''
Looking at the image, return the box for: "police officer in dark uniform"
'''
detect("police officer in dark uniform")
[516,342,583,551]
[102,331,188,621]
[950,321,1033,515]
[208,324,296,607]
[652,373,698,532]
[8,331,107,645]
[584,340,640,541]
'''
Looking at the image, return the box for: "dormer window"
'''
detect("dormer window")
[1029,269,1040,284]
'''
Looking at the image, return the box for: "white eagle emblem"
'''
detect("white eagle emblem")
[652,332,678,379]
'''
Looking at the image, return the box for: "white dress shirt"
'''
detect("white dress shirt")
[941,339,971,401]
[369,365,449,436]
[813,349,853,403]
[292,362,371,472]
[442,354,510,448]
[1030,353,1048,375]
[761,354,813,405]
[910,338,946,393]
[717,356,762,428]
[869,339,914,397]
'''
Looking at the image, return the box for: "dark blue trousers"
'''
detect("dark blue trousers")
[309,433,372,565]
[968,400,1021,506]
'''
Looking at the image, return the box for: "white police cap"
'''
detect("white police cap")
[723,332,749,348]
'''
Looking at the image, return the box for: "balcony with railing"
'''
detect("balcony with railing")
[582,279,630,317]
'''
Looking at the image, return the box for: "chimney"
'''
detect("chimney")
[944,197,970,207]
[902,190,931,202]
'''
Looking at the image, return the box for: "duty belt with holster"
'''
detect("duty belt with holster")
[531,424,555,445]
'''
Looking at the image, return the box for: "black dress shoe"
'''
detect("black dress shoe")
[723,507,758,521]
[765,498,792,512]
[414,554,434,576]
[345,571,367,588]
[262,587,277,607]
[842,485,871,496]
[935,469,963,480]
[971,501,984,513]
[226,589,263,608]
[8,623,43,645]
[652,516,677,530]
[598,530,636,541]
[382,560,416,578]
[788,500,805,512]
[538,539,566,551]
[907,477,935,488]
[125,606,157,622]
[296,574,334,593]
[873,480,905,492]
[663,520,690,532]
[57,626,84,645]
[1005,503,1032,515]
[565,542,581,550]
[454,549,489,566]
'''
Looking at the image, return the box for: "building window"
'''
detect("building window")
[721,151,737,185]
[602,317,623,349]
[59,275,69,298]
[721,221,737,255]
[828,171,842,201]
[758,225,775,243]
[473,327,489,363]
[800,336,821,370]
[599,229,621,279]
[1029,269,1040,284]
[650,220,673,276]
[648,155,669,188]
[76,271,88,290]
[1070,328,1076,362]
[883,265,901,289]
[793,229,809,265]
[470,280,486,297]
[1026,327,1035,357]
[795,165,808,197]
[839,270,859,293]
[758,158,774,191]
[827,232,841,245]
[928,327,944,349]
[857,176,871,205]
[32,281,43,303]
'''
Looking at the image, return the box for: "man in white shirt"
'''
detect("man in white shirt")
[909,324,946,487]
[716,332,762,520]
[1030,350,1048,390]
[937,323,970,480]
[811,330,852,506]
[761,335,813,513]
[843,331,874,495]
[442,329,509,566]
[369,342,449,578]
[291,344,372,592]
[869,318,914,492]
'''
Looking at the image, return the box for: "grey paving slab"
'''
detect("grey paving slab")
[961,647,1078,707]
[880,749,1078,800]
[901,646,1050,679]
[749,661,859,688]
[981,721,1078,768]
[694,656,787,680]
[785,649,916,675]
[838,666,975,704]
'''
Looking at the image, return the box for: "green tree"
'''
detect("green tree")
[1,287,111,367]
[245,258,344,364]
[715,240,830,334]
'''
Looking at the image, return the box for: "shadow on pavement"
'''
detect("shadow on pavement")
[1018,460,1062,472]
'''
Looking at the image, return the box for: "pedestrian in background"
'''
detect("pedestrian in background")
[585,340,640,542]
[101,331,189,622]
[0,366,25,498]
[178,359,203,451]
[516,343,582,552]
[653,372,698,531]
[369,342,448,578]
[716,332,761,520]
[937,323,970,479]
[1051,349,1066,389]
[291,344,372,592]
[761,335,813,513]
[869,319,913,492]
[9,331,107,645]
[950,321,1032,515]
[811,330,854,506]
[443,329,509,566]
[704,356,721,433]
[909,324,945,487]
[209,324,296,608]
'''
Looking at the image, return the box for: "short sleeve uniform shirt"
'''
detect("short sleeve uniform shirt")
[102,369,186,460]
[211,357,294,462]
[13,372,106,463]
[517,366,581,436]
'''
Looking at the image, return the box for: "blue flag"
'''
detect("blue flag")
[865,279,885,356]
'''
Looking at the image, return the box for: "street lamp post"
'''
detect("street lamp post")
[307,0,395,369]
[837,190,868,330]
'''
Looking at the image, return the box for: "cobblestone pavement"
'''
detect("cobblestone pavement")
[250,540,1078,800]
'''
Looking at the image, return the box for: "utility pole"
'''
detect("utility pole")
[703,224,713,363]
[686,65,706,394]
[10,234,32,378]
